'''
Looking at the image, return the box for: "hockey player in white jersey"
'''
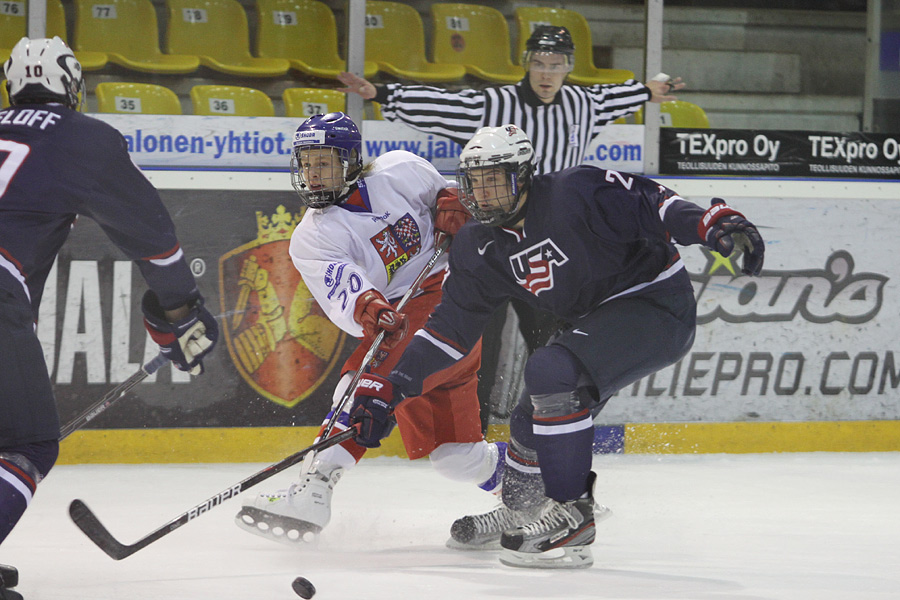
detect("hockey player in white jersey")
[235,112,503,544]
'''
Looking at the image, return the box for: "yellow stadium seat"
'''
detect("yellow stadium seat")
[72,0,198,73]
[0,6,26,67]
[0,0,107,70]
[634,101,711,128]
[282,88,346,118]
[256,0,377,80]
[95,82,182,114]
[46,0,108,69]
[166,0,289,77]
[431,3,524,85]
[364,1,466,83]
[190,85,275,116]
[515,7,635,86]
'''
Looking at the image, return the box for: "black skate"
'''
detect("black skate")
[0,564,22,600]
[499,472,599,569]
[447,501,547,551]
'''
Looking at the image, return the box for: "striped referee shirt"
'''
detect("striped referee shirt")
[373,79,650,174]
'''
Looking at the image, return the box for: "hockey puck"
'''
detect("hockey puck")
[292,576,316,599]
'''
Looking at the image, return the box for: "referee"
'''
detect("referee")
[337,25,685,176]
[338,25,686,416]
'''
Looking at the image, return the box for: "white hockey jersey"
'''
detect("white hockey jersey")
[289,150,454,338]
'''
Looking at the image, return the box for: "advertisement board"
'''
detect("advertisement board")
[660,128,900,178]
[91,115,645,174]
[43,190,352,430]
[42,179,900,434]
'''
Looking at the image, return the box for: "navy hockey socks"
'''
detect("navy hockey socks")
[523,345,594,503]
[0,440,58,544]
[531,397,594,502]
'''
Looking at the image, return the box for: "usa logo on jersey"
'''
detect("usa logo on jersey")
[509,239,569,296]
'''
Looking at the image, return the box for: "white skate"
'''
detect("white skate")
[234,462,343,545]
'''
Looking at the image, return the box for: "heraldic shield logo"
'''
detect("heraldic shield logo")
[219,205,346,408]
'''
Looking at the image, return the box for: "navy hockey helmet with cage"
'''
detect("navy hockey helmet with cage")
[522,25,575,72]
[457,124,536,227]
[4,36,84,110]
[290,112,364,209]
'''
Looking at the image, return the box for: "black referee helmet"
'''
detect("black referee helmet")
[525,25,575,56]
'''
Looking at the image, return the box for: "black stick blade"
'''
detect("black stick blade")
[69,499,136,560]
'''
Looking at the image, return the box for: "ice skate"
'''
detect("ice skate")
[499,472,599,569]
[235,462,343,545]
[447,501,548,551]
[0,564,22,600]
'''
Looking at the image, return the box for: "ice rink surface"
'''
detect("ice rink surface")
[3,452,899,600]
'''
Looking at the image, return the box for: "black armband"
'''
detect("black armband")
[373,84,390,104]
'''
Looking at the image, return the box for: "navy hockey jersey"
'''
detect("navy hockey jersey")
[0,103,198,317]
[390,166,708,397]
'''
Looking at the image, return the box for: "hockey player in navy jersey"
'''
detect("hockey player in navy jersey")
[349,124,765,569]
[0,37,217,596]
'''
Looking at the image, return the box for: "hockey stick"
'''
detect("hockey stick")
[69,426,358,560]
[313,235,451,449]
[59,353,168,441]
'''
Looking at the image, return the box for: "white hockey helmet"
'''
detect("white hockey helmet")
[4,36,83,110]
[456,124,535,226]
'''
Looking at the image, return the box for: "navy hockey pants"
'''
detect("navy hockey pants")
[509,289,696,503]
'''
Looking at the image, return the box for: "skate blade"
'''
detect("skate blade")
[234,506,322,547]
[499,546,593,569]
[445,537,501,551]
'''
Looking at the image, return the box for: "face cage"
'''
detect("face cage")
[8,76,85,111]
[72,77,86,111]
[290,146,351,209]
[457,163,522,227]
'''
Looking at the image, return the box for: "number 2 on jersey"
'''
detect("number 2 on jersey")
[605,169,634,190]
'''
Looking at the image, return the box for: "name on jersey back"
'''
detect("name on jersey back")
[0,108,62,130]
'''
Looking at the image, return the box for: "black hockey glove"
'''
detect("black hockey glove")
[350,373,400,447]
[697,198,765,276]
[142,290,219,375]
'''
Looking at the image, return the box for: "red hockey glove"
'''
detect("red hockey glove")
[353,290,409,350]
[434,187,470,246]
[697,198,765,276]
[350,374,399,447]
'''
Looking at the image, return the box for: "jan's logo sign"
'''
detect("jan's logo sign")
[509,239,569,296]
[219,205,345,407]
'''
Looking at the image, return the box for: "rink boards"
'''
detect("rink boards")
[46,171,900,463]
[57,420,900,464]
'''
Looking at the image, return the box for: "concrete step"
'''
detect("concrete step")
[678,92,863,131]
[573,3,866,96]
[612,47,802,94]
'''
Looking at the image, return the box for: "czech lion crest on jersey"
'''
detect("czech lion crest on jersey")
[219,205,346,407]
[370,212,422,281]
